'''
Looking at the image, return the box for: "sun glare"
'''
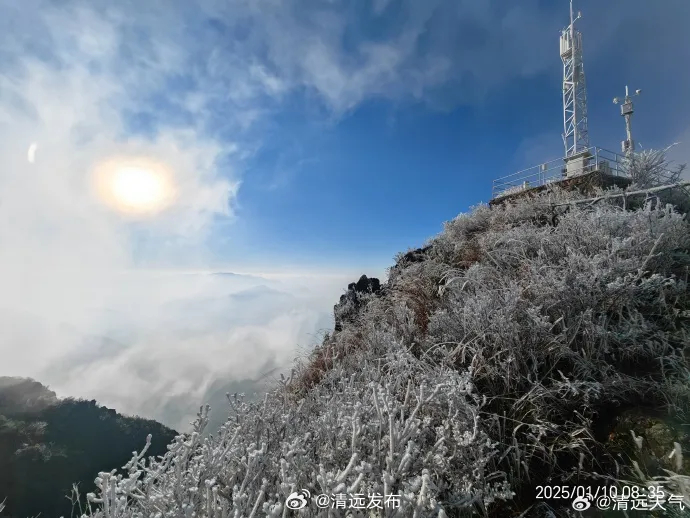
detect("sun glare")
[92,158,176,215]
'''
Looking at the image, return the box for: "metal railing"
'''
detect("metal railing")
[492,147,628,199]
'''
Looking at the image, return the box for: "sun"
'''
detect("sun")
[111,166,167,208]
[92,157,176,215]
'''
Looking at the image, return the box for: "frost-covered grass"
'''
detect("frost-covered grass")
[65,162,690,517]
[425,195,690,499]
[493,183,529,199]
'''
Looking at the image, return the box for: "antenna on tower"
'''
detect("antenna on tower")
[560,0,590,160]
[613,85,641,156]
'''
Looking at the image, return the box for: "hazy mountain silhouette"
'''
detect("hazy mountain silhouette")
[0,378,177,518]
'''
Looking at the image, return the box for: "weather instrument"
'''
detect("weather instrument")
[613,86,642,155]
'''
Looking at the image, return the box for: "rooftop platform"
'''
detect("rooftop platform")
[490,147,632,207]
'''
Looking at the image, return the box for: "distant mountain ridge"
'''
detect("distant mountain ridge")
[0,377,58,415]
[0,378,177,518]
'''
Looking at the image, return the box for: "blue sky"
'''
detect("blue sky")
[4,0,689,273]
[125,0,690,272]
[1,0,689,428]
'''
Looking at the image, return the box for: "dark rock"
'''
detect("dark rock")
[348,275,381,295]
[401,246,432,265]
[388,246,433,283]
[333,275,381,332]
[605,409,690,477]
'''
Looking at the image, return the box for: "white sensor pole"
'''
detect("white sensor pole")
[613,86,641,156]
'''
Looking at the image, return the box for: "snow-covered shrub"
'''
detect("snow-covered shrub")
[423,198,690,509]
[78,340,514,518]
[623,145,686,189]
[494,184,528,199]
[386,261,448,338]
[82,152,690,517]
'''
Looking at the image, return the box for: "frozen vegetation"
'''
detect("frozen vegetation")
[14,151,690,517]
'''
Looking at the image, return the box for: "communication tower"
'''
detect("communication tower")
[489,0,661,203]
[560,0,590,175]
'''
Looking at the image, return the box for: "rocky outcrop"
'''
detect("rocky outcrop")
[333,274,381,332]
[400,245,432,265]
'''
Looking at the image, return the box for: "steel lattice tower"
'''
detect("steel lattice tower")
[560,0,589,158]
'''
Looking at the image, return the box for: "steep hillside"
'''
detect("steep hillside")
[0,379,177,518]
[78,180,690,517]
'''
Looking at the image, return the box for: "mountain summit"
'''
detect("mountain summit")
[71,174,690,517]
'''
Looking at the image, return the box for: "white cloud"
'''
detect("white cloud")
[0,0,333,431]
[7,0,685,433]
[1,259,355,432]
[0,0,548,432]
[192,0,579,114]
[33,271,346,432]
[0,0,411,431]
